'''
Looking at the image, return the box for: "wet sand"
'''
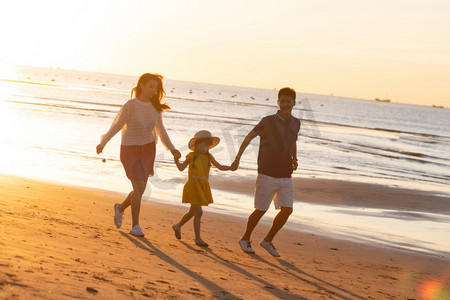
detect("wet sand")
[1,174,449,299]
[211,175,450,214]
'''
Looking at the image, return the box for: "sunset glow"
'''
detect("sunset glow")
[419,279,450,300]
[1,3,449,299]
[1,0,450,106]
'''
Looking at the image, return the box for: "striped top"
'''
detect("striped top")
[100,98,175,150]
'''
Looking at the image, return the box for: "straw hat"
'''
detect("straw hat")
[188,130,220,150]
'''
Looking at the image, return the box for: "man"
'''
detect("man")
[231,87,300,257]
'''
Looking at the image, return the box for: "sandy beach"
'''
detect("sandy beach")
[1,174,449,299]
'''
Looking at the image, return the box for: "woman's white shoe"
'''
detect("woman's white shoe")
[129,224,144,237]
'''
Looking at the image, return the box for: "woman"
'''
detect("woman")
[96,73,181,237]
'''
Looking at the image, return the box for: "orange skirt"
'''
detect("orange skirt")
[120,142,156,180]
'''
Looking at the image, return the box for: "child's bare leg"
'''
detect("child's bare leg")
[192,205,204,243]
[174,205,196,231]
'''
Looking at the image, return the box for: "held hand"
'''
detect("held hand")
[96,144,104,155]
[171,149,181,160]
[292,159,298,171]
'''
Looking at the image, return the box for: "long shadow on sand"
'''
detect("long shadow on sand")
[253,255,366,300]
[180,241,306,300]
[119,232,239,299]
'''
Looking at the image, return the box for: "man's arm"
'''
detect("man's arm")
[231,130,258,170]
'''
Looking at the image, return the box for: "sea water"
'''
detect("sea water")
[1,65,449,256]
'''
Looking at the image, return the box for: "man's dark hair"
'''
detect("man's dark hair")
[278,87,296,101]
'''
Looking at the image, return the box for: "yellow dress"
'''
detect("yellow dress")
[182,152,214,206]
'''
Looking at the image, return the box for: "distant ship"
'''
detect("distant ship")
[375,98,391,102]
[432,105,444,108]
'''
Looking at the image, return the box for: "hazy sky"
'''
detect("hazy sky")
[1,0,450,106]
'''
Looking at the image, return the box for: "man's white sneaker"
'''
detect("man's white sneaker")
[238,239,255,254]
[114,203,124,229]
[260,240,280,257]
[129,225,144,237]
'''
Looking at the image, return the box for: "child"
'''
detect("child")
[172,130,233,247]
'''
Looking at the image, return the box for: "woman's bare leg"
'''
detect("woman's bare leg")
[118,191,132,213]
[129,180,147,228]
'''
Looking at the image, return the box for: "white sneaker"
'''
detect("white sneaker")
[114,203,123,229]
[238,239,255,254]
[129,225,144,237]
[260,240,280,257]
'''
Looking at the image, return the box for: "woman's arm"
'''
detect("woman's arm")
[156,112,181,160]
[211,157,233,171]
[156,112,175,151]
[96,103,130,153]
[175,156,191,171]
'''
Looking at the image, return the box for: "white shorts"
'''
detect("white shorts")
[254,174,294,211]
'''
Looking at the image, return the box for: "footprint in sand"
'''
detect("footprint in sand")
[378,274,398,281]
[156,280,170,285]
[86,287,98,295]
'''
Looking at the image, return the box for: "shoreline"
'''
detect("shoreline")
[1,174,449,299]
[3,171,450,255]
[3,170,449,253]
[210,175,450,215]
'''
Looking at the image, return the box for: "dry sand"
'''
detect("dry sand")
[1,174,449,299]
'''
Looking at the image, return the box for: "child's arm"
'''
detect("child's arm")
[175,156,191,171]
[211,157,233,171]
